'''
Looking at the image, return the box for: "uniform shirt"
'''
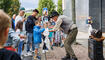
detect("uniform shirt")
[53,15,77,34]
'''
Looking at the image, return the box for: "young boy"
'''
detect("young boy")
[33,20,45,59]
[15,21,26,56]
[0,10,21,60]
[48,23,54,50]
[43,22,50,51]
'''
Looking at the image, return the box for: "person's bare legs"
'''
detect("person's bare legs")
[34,49,38,59]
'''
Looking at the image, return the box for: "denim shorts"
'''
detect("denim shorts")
[34,43,40,49]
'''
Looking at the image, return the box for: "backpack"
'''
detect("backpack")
[0,52,3,60]
[91,29,102,38]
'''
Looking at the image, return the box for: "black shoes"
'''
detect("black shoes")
[62,56,78,60]
[62,56,71,60]
[71,58,78,60]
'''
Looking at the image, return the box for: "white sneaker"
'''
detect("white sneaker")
[32,51,35,53]
[21,56,23,59]
[30,48,32,52]
[45,50,49,52]
[24,53,29,56]
[27,52,32,56]
[42,50,45,53]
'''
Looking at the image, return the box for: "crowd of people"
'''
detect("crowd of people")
[0,7,78,60]
[0,8,67,60]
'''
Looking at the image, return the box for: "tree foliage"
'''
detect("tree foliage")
[57,0,63,15]
[0,0,20,17]
[38,0,55,15]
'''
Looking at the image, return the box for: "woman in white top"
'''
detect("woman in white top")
[15,21,26,56]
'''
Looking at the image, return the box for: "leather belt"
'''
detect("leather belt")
[68,27,77,33]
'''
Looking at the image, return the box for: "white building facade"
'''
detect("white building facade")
[62,0,89,32]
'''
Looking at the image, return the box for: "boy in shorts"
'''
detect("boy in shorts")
[33,20,45,59]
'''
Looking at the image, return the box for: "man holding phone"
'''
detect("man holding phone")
[25,9,39,56]
[15,7,26,31]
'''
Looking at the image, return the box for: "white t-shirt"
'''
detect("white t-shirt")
[15,15,23,26]
[15,15,25,31]
[43,28,50,50]
[43,28,49,37]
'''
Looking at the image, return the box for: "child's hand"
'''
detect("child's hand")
[19,35,24,39]
[19,35,26,39]
[24,35,27,39]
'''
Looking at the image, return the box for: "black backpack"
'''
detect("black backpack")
[91,29,102,38]
[0,52,4,60]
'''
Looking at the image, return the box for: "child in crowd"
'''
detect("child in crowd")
[4,28,17,52]
[15,21,26,56]
[0,10,21,60]
[43,22,51,51]
[86,16,93,36]
[33,20,45,59]
[54,29,62,46]
[48,22,54,50]
[60,31,67,47]
[49,19,56,46]
[37,15,43,28]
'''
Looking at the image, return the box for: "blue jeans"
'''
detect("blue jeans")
[27,33,35,52]
[18,41,24,55]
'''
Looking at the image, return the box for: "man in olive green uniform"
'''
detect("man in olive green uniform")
[50,11,78,60]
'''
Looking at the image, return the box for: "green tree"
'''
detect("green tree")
[57,0,63,15]
[38,0,55,15]
[0,0,12,13]
[0,0,20,17]
[8,0,20,17]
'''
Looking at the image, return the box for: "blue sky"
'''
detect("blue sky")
[19,0,58,10]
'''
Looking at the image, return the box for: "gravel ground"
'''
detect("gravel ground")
[46,45,90,60]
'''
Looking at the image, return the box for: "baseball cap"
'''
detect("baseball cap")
[19,7,25,12]
[50,11,59,18]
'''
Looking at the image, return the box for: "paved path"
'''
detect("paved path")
[22,31,105,60]
[22,45,90,60]
[46,45,90,60]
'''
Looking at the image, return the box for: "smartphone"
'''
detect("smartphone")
[24,15,26,18]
